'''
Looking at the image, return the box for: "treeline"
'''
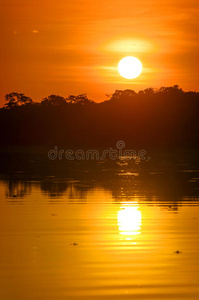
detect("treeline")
[1,85,199,147]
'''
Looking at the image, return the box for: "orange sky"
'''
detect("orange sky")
[0,0,199,105]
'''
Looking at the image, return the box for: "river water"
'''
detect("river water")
[0,150,199,299]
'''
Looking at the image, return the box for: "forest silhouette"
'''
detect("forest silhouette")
[1,85,199,148]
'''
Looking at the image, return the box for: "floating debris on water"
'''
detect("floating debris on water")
[174,250,182,254]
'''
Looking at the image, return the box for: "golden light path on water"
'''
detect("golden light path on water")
[117,203,142,240]
[1,179,199,300]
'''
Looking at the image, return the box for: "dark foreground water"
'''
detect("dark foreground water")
[0,149,199,300]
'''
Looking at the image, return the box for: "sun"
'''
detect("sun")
[118,56,142,79]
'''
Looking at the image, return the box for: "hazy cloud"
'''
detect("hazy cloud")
[31,30,39,34]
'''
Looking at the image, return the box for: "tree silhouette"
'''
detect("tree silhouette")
[4,93,33,109]
[41,95,67,106]
[110,89,136,100]
[158,85,183,95]
[67,94,95,105]
[1,85,199,148]
[139,88,155,95]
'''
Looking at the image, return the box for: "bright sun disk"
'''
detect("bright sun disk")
[118,56,142,79]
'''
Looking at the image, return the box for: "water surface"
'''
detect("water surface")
[0,151,199,299]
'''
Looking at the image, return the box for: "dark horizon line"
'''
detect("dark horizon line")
[1,85,199,109]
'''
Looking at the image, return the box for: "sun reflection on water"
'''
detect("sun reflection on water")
[118,204,142,240]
